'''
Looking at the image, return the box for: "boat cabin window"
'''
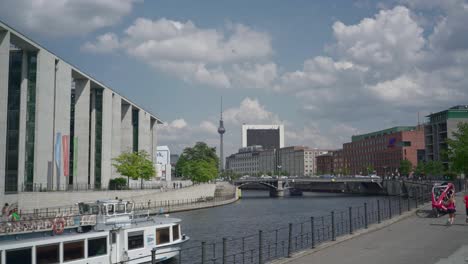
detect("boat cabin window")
[128,231,145,250]
[107,204,114,214]
[156,227,171,245]
[63,240,84,262]
[111,232,117,244]
[172,225,180,241]
[79,203,99,215]
[7,247,32,264]
[88,237,107,257]
[116,203,126,214]
[126,202,134,213]
[36,244,59,264]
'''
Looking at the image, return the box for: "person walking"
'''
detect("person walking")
[446,193,456,225]
[463,192,468,223]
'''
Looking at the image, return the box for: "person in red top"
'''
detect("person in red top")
[446,192,456,225]
[463,193,468,223]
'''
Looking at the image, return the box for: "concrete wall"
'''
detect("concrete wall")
[10,184,216,210]
[73,79,90,185]
[138,110,151,154]
[120,103,132,153]
[0,31,9,193]
[34,50,56,188]
[17,52,28,187]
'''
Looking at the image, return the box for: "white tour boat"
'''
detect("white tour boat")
[0,199,189,264]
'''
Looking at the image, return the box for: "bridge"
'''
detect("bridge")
[233,178,438,197]
[233,178,384,197]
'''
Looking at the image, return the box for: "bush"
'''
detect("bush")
[109,177,127,190]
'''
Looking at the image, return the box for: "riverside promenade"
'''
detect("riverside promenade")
[274,195,468,264]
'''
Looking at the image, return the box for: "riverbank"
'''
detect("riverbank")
[271,196,467,264]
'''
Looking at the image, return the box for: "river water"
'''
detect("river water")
[167,190,381,263]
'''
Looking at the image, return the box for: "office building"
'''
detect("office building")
[0,21,162,197]
[316,153,334,175]
[425,105,468,167]
[343,126,425,176]
[241,124,284,150]
[156,146,171,181]
[225,146,263,175]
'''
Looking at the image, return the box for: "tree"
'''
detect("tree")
[414,162,425,177]
[446,122,468,175]
[112,150,156,188]
[176,142,219,183]
[365,164,375,175]
[425,160,445,177]
[399,159,412,176]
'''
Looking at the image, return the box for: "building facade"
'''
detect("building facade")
[332,149,344,175]
[241,124,284,150]
[316,153,334,175]
[156,146,171,181]
[305,149,331,175]
[0,22,162,196]
[343,126,425,176]
[425,105,468,168]
[225,146,263,175]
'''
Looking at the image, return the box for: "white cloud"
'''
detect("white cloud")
[0,0,141,36]
[82,18,274,88]
[81,33,120,53]
[223,98,282,125]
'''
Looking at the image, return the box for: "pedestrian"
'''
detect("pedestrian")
[463,192,468,223]
[446,193,456,225]
[1,203,8,217]
[179,182,182,188]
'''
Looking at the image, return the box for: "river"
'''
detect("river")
[167,190,381,263]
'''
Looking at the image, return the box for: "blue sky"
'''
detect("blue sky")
[1,0,467,155]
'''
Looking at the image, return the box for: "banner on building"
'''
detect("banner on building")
[55,132,62,176]
[62,135,69,177]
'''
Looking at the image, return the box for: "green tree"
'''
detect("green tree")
[414,162,425,176]
[112,150,156,188]
[176,142,219,183]
[399,159,412,176]
[446,122,468,175]
[425,160,445,177]
[365,164,375,175]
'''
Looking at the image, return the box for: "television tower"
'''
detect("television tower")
[218,97,226,172]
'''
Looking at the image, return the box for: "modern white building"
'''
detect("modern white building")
[0,21,162,198]
[156,146,172,181]
[241,124,284,150]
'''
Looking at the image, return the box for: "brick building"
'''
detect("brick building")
[316,153,333,174]
[343,126,425,176]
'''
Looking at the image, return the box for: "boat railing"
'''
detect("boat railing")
[0,213,97,235]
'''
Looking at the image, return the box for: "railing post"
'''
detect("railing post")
[242,237,245,264]
[151,248,156,264]
[364,203,368,229]
[331,211,336,241]
[377,200,381,224]
[223,237,227,264]
[349,207,353,234]
[201,242,206,264]
[311,216,315,248]
[415,189,418,208]
[259,230,263,264]
[407,194,411,211]
[398,196,402,215]
[388,199,392,219]
[288,223,292,257]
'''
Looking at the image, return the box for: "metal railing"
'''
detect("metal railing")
[116,191,433,264]
[19,181,194,192]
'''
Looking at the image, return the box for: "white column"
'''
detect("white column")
[17,51,28,189]
[88,89,95,187]
[0,31,9,194]
[34,50,56,188]
[138,111,151,154]
[101,89,113,186]
[73,79,90,186]
[53,60,71,188]
[111,94,122,179]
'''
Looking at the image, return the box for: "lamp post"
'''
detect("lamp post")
[277,165,282,178]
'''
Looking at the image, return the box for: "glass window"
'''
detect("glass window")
[63,241,84,262]
[88,237,107,257]
[128,231,144,250]
[116,204,126,214]
[7,247,32,264]
[156,227,171,245]
[36,244,59,264]
[172,225,180,241]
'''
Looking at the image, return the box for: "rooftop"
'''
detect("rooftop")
[351,126,416,142]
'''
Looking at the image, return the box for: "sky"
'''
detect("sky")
[1,0,468,156]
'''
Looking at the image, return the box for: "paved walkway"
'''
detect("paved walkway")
[277,196,468,264]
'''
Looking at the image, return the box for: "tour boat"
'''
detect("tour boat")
[0,199,189,264]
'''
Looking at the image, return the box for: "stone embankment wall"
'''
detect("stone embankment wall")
[7,184,217,210]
